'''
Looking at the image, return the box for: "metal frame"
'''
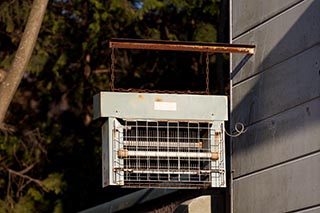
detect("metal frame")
[109,38,255,54]
[95,92,227,188]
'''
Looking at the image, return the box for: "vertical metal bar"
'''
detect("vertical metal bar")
[156,121,159,181]
[221,122,225,187]
[179,122,182,181]
[157,121,161,181]
[212,127,216,187]
[125,120,128,182]
[198,123,200,182]
[167,122,170,181]
[135,121,139,182]
[146,121,149,181]
[188,122,191,182]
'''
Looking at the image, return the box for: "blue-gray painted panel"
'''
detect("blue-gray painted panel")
[94,92,228,121]
[232,98,320,178]
[232,0,302,38]
[231,0,320,212]
[232,44,320,126]
[233,153,320,213]
[232,0,320,85]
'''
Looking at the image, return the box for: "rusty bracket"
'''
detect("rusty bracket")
[109,38,255,54]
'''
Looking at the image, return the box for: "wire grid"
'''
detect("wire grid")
[112,119,225,188]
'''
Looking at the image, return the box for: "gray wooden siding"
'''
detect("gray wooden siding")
[232,98,320,178]
[232,45,320,126]
[232,0,320,85]
[231,0,320,212]
[233,153,320,213]
[232,0,303,38]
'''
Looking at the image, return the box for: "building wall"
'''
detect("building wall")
[230,0,320,212]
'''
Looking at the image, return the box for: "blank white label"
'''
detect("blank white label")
[154,102,177,111]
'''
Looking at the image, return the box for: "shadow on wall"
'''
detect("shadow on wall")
[230,0,320,173]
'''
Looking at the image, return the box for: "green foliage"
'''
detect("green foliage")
[0,0,228,212]
[0,1,31,34]
[0,199,9,213]
[53,200,63,213]
[13,196,36,213]
[0,129,66,212]
[42,173,65,195]
[194,23,217,42]
[27,188,43,201]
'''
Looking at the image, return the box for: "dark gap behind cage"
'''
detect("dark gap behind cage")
[113,50,213,93]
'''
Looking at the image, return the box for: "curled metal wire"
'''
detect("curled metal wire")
[224,122,247,138]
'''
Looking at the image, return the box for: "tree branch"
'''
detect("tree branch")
[0,0,49,124]
[18,163,36,175]
[7,167,48,192]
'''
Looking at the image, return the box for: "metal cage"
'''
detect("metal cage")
[94,92,228,188]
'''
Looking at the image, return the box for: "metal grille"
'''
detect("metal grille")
[111,118,225,188]
[95,91,228,188]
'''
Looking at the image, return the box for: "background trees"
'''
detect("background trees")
[0,0,228,212]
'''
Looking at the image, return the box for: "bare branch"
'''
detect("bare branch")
[16,179,32,198]
[0,123,16,133]
[18,163,36,175]
[7,167,48,192]
[6,172,14,212]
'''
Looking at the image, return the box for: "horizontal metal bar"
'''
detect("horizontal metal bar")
[110,38,255,54]
[123,169,199,175]
[120,169,221,175]
[123,141,203,148]
[118,150,219,160]
[122,183,211,189]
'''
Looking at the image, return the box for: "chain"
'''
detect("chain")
[205,51,210,95]
[112,88,207,95]
[110,48,210,94]
[111,47,115,91]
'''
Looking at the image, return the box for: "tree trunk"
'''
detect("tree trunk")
[0,0,49,124]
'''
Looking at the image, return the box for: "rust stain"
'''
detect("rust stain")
[155,98,163,102]
[211,152,219,160]
[110,39,255,54]
[215,132,221,146]
[138,94,144,100]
